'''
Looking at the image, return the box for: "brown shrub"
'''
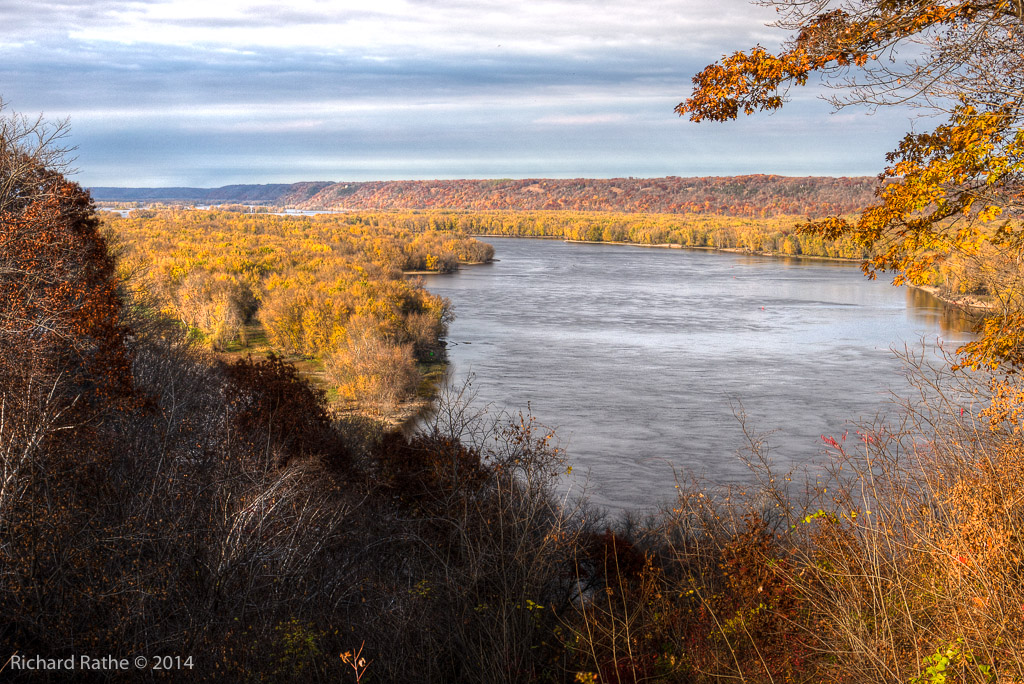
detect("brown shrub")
[326,326,421,413]
[222,353,348,470]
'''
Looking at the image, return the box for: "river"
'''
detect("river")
[419,238,975,512]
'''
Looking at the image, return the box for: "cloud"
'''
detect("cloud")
[12,0,782,56]
[0,0,144,37]
[534,114,630,126]
[1,0,916,185]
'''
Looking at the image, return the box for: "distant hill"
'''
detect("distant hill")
[91,175,879,217]
[89,182,333,205]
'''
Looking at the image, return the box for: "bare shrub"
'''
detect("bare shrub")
[561,346,1024,684]
[785,352,1024,684]
[326,325,421,413]
[365,389,590,684]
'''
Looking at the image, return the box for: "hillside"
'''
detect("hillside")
[89,181,333,204]
[92,175,879,217]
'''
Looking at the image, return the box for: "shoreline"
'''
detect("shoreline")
[909,283,995,316]
[403,260,494,277]
[560,238,862,262]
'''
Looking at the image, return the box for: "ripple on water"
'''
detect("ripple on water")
[420,238,975,512]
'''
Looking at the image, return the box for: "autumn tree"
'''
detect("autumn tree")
[0,100,145,665]
[0,100,131,518]
[679,0,1024,369]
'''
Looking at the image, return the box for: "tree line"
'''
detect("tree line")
[342,209,870,258]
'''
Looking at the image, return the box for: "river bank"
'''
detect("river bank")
[909,283,996,315]
[563,237,859,261]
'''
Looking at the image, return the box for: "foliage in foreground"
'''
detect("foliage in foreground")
[678,0,1024,370]
[562,354,1024,683]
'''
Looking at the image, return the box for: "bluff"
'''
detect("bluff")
[91,175,878,217]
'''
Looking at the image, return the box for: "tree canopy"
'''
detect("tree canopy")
[679,0,1024,370]
[0,100,130,408]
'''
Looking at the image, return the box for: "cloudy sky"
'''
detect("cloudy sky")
[1,0,918,187]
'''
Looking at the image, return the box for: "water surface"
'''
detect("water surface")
[420,238,974,511]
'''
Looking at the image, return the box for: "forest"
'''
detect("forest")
[102,209,494,415]
[153,208,991,301]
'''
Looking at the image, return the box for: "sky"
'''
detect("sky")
[0,0,921,187]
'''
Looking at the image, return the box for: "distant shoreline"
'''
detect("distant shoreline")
[561,238,863,262]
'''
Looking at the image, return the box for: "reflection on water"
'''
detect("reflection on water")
[905,286,980,333]
[421,238,975,512]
